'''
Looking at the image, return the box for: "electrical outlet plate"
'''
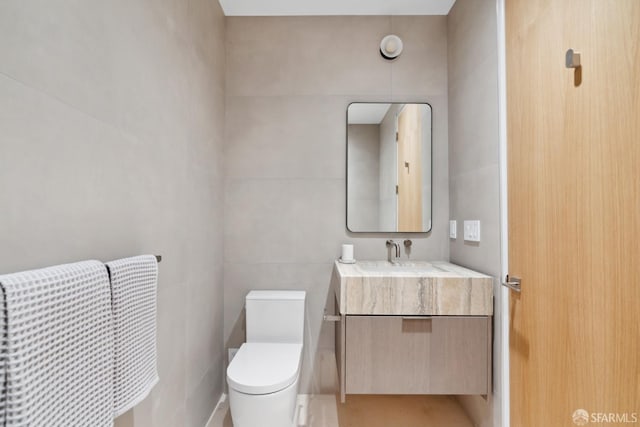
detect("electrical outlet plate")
[463,220,481,242]
[449,220,457,239]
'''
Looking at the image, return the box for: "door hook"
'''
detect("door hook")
[565,49,581,68]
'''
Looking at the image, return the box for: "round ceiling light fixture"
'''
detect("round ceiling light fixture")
[380,34,403,60]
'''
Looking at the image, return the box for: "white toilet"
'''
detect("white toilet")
[226,290,306,427]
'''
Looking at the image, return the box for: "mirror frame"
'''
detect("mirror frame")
[345,101,433,234]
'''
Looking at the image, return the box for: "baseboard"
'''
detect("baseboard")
[204,393,227,427]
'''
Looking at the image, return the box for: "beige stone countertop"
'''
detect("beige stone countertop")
[332,260,493,316]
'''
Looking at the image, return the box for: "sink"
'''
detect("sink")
[331,260,493,316]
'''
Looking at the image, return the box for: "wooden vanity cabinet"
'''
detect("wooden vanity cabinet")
[336,314,492,402]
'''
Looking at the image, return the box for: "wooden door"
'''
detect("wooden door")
[506,0,640,425]
[397,104,423,231]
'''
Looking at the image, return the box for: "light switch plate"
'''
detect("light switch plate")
[463,220,481,242]
[449,220,457,239]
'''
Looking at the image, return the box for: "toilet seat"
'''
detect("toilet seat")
[227,342,302,395]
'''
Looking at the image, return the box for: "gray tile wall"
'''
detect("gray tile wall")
[0,1,226,426]
[447,0,501,426]
[224,15,450,394]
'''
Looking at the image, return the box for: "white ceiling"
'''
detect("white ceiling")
[348,104,391,125]
[219,0,456,16]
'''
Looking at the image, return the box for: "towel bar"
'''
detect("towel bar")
[155,255,162,263]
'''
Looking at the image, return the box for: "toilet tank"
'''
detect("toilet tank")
[245,290,306,344]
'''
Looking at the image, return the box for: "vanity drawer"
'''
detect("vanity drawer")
[345,315,490,395]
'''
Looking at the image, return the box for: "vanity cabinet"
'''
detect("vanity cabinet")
[330,260,494,402]
[335,314,492,401]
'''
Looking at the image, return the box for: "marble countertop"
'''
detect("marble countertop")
[332,260,493,316]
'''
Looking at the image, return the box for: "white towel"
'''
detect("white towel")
[0,260,114,427]
[106,255,159,417]
[0,278,6,426]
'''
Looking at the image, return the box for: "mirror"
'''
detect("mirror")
[347,103,432,233]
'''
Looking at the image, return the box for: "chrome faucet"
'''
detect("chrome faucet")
[386,239,401,264]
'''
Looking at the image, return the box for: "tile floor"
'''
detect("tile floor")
[207,394,473,427]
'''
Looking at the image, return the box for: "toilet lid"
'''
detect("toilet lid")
[227,342,302,395]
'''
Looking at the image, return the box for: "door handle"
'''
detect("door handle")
[502,275,521,292]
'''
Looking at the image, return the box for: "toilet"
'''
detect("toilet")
[226,290,306,427]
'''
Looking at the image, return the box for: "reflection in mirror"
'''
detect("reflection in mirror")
[347,103,432,233]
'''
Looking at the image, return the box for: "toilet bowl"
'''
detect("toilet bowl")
[226,290,306,427]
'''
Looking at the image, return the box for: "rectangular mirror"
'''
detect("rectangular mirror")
[347,103,432,233]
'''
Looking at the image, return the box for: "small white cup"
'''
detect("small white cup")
[341,244,354,262]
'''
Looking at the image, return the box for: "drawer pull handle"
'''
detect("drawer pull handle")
[402,316,433,320]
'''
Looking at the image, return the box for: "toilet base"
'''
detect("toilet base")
[228,376,299,427]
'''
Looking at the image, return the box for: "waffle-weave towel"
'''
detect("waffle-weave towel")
[0,260,114,427]
[106,255,159,417]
